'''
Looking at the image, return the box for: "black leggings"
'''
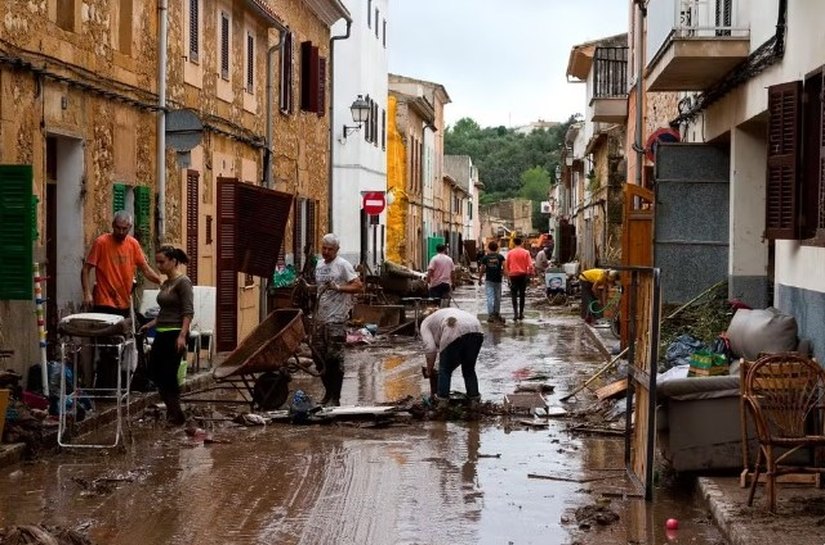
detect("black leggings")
[149,330,184,395]
[510,275,528,316]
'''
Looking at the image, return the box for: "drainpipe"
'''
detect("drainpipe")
[632,0,646,187]
[327,19,353,234]
[156,0,168,244]
[264,24,288,189]
[261,20,288,323]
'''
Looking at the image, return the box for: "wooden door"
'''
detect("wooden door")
[216,177,239,352]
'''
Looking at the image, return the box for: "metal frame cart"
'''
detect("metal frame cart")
[56,313,136,449]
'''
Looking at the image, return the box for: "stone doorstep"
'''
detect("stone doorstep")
[0,371,215,471]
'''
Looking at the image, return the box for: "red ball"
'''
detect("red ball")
[665,518,679,530]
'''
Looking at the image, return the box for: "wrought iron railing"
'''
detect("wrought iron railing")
[647,0,749,66]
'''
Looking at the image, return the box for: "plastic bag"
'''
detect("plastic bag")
[288,389,315,424]
[272,265,298,288]
[177,358,188,387]
[663,334,706,371]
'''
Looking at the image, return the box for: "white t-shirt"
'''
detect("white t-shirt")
[420,308,483,356]
[315,256,358,323]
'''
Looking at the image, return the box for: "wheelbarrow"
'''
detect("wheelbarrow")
[182,309,315,410]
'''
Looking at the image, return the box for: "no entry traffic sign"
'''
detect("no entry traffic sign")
[362,191,386,215]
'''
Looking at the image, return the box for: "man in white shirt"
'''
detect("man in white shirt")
[420,308,484,406]
[312,233,363,406]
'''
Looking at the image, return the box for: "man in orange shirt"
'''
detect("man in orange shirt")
[504,237,533,321]
[81,211,162,316]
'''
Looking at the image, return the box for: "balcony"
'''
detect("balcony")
[646,0,750,92]
[590,46,628,123]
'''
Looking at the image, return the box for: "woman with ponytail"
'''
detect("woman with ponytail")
[140,245,194,426]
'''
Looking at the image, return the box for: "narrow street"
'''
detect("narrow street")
[0,287,724,545]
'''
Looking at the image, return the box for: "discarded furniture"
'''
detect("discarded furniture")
[139,286,216,371]
[57,312,136,448]
[182,309,309,411]
[352,303,404,328]
[741,353,825,512]
[657,373,754,471]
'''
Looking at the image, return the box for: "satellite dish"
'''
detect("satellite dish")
[166,109,203,152]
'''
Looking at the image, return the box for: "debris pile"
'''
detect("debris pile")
[573,502,620,530]
[0,525,94,545]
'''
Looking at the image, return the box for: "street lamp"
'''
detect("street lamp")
[343,94,371,139]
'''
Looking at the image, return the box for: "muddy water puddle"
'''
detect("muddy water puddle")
[0,288,726,544]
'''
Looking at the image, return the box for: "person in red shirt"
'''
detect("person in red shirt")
[504,237,533,321]
[81,211,162,316]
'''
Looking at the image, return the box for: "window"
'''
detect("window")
[367,0,372,28]
[188,0,199,62]
[280,31,294,114]
[765,73,825,240]
[300,41,321,113]
[375,9,379,37]
[373,101,379,147]
[246,32,255,94]
[382,19,387,48]
[56,0,76,31]
[220,11,230,80]
[364,96,372,143]
[186,171,200,284]
[118,0,133,55]
[381,108,386,150]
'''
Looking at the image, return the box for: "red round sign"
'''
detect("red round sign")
[362,192,386,215]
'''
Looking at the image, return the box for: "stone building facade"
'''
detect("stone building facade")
[0,0,349,373]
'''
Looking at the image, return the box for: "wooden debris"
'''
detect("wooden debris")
[515,383,555,394]
[478,453,502,459]
[518,419,549,428]
[528,473,614,484]
[595,379,628,401]
[569,424,626,436]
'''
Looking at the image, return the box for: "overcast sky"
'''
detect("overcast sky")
[388,0,629,129]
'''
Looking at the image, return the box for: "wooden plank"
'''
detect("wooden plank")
[595,379,628,401]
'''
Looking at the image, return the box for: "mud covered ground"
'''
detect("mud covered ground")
[0,286,725,545]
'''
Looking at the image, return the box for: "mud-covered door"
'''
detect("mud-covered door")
[654,143,729,305]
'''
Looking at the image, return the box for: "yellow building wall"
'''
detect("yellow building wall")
[386,95,408,264]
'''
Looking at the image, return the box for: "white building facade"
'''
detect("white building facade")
[331,0,389,267]
[644,0,825,359]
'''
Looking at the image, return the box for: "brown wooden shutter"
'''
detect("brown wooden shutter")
[307,199,317,253]
[186,170,199,284]
[216,177,239,352]
[235,183,293,276]
[765,81,802,240]
[220,12,230,80]
[819,70,825,232]
[300,42,319,113]
[293,197,304,270]
[188,0,199,62]
[318,57,327,117]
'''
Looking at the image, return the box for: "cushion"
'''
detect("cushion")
[726,307,798,361]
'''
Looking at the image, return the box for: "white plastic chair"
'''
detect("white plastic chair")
[138,286,215,370]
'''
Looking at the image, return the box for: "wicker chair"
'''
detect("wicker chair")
[742,353,825,511]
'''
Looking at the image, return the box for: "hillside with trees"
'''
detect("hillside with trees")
[444,116,577,230]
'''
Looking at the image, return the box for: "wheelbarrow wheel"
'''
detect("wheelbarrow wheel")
[253,371,291,410]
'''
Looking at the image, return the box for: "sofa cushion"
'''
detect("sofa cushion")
[727,307,798,361]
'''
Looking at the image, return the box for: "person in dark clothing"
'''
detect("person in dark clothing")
[478,241,506,323]
[140,246,194,426]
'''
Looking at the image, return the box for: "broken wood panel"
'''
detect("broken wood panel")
[595,379,627,401]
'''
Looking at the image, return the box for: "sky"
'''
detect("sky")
[388,0,629,129]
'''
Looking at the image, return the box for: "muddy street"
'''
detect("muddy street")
[0,287,724,545]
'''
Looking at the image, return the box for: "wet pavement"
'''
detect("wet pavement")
[0,285,726,545]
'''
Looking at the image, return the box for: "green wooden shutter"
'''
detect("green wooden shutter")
[134,185,152,246]
[0,165,34,300]
[31,195,39,241]
[113,182,127,214]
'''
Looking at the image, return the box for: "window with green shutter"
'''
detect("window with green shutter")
[0,165,34,300]
[113,182,127,214]
[134,185,152,247]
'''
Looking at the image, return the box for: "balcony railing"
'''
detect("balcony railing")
[593,47,628,98]
[647,0,749,66]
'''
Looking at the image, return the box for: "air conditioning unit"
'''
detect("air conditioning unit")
[540,201,552,214]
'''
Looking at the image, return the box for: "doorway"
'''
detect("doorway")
[45,135,84,350]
